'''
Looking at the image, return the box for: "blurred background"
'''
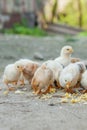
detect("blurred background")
[0,0,87,36]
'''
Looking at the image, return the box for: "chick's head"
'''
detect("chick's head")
[14,62,24,72]
[14,59,32,72]
[23,63,40,77]
[59,73,73,88]
[61,46,73,56]
[64,74,73,88]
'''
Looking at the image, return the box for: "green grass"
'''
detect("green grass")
[3,23,47,36]
[78,31,87,36]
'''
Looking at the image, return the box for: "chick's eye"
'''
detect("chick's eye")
[17,66,19,68]
[66,49,69,51]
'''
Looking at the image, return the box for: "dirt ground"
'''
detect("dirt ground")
[0,35,87,130]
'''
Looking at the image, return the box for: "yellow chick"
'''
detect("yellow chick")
[31,64,53,95]
[59,62,86,89]
[55,45,73,67]
[3,64,21,88]
[42,60,63,87]
[22,62,40,84]
[81,70,87,90]
[14,59,37,84]
[14,59,32,71]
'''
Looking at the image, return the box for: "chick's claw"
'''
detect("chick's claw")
[8,87,16,91]
[19,80,25,86]
[65,88,75,94]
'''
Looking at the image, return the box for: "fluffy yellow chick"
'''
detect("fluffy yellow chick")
[31,64,53,95]
[42,60,63,88]
[55,45,73,67]
[22,62,40,84]
[3,64,21,88]
[59,62,86,90]
[81,70,87,90]
[14,59,35,84]
[14,59,32,71]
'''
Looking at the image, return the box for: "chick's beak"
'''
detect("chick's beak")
[66,82,71,88]
[18,66,23,72]
[70,49,74,53]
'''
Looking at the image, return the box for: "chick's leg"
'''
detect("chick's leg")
[5,81,10,88]
[81,89,87,94]
[32,85,38,92]
[19,79,25,86]
[65,87,75,94]
[41,85,52,94]
[12,81,17,85]
[35,88,41,95]
[7,81,17,91]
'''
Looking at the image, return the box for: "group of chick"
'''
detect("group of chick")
[3,45,87,95]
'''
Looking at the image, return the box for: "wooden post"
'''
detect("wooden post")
[77,0,82,27]
[51,0,58,23]
[3,0,7,13]
[33,0,36,13]
[21,0,26,13]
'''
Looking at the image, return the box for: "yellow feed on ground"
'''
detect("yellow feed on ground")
[49,88,56,93]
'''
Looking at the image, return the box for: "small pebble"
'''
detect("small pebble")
[48,103,55,106]
[15,90,24,94]
[34,52,44,60]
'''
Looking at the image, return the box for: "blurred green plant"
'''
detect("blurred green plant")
[3,19,47,36]
[78,31,87,36]
[4,26,47,36]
